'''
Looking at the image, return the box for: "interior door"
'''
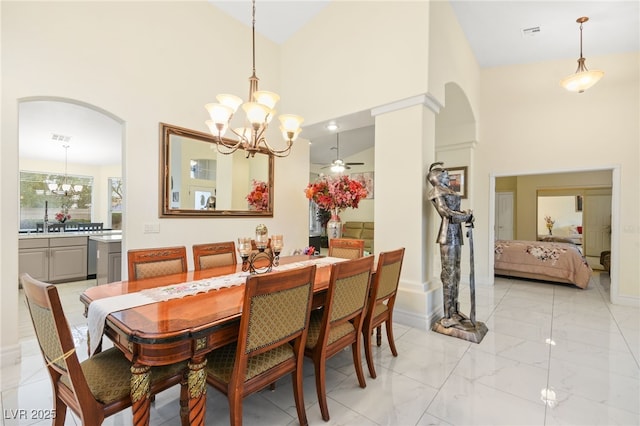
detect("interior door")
[584,193,612,256]
[495,192,514,240]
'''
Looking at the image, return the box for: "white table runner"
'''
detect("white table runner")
[87,256,347,356]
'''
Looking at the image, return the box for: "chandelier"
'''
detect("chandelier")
[205,0,303,158]
[560,17,604,93]
[47,144,83,195]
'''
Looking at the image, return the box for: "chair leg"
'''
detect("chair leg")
[376,325,382,346]
[291,366,309,426]
[385,319,398,357]
[179,371,189,426]
[228,391,243,426]
[53,395,67,426]
[314,355,330,421]
[351,339,367,389]
[363,326,377,379]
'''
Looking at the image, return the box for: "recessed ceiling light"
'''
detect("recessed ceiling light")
[326,122,338,131]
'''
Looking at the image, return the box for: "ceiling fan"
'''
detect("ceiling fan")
[322,133,364,173]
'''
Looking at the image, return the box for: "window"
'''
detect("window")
[108,177,123,230]
[20,171,93,230]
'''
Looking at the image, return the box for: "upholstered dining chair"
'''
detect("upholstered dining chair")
[328,238,365,259]
[127,246,188,280]
[362,247,405,379]
[204,265,316,426]
[192,241,237,270]
[304,255,374,421]
[19,273,186,426]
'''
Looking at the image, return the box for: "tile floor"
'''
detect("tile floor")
[2,271,639,426]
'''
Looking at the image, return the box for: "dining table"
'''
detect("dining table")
[80,255,344,426]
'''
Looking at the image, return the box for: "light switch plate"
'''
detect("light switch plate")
[143,223,160,233]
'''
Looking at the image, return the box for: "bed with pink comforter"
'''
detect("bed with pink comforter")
[494,240,592,288]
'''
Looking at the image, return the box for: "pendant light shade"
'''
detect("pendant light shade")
[560,17,604,93]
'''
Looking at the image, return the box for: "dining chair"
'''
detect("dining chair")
[204,265,316,426]
[328,238,365,259]
[304,255,374,421]
[78,222,104,231]
[19,273,187,426]
[362,247,405,378]
[127,246,188,280]
[192,241,237,270]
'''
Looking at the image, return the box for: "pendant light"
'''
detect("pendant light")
[560,17,604,93]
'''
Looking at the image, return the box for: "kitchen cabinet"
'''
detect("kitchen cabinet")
[19,236,88,283]
[93,236,122,285]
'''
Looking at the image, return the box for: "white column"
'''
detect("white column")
[372,94,443,330]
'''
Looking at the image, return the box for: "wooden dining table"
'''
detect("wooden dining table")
[80,255,334,426]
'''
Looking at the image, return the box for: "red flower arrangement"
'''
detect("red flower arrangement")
[55,211,71,223]
[304,175,368,212]
[246,180,269,211]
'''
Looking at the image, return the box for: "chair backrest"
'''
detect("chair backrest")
[328,238,365,259]
[127,246,188,280]
[370,248,405,308]
[192,241,237,270]
[319,256,374,344]
[64,222,79,231]
[19,273,96,411]
[78,222,103,231]
[237,265,316,367]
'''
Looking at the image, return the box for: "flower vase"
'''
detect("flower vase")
[327,209,342,241]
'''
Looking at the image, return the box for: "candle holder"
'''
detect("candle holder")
[238,233,284,274]
[271,234,283,267]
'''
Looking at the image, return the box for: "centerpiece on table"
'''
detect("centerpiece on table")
[304,175,368,241]
[246,180,269,211]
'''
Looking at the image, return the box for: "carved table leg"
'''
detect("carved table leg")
[187,358,207,426]
[130,364,151,426]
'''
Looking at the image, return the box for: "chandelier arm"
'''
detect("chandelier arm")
[256,136,293,157]
[215,136,243,155]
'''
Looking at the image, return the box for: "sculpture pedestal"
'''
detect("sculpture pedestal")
[431,318,488,344]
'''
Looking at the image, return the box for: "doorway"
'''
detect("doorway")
[18,98,124,230]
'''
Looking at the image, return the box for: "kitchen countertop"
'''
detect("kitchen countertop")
[88,234,122,243]
[19,230,122,240]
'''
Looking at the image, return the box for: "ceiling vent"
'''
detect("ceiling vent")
[521,26,541,37]
[51,133,71,143]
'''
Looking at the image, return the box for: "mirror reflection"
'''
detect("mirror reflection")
[160,123,273,217]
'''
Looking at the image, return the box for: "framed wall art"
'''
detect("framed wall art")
[447,166,468,199]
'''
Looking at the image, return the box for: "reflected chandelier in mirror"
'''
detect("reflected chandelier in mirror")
[159,122,273,218]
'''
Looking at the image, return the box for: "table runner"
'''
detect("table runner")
[87,256,347,356]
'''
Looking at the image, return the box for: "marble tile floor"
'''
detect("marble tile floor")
[2,272,638,426]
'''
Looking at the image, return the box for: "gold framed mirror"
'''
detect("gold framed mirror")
[159,122,274,217]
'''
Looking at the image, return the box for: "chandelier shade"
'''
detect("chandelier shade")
[204,0,303,157]
[560,17,604,93]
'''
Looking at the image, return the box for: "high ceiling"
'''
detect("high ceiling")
[19,1,639,167]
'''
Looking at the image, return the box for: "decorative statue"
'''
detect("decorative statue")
[427,162,487,343]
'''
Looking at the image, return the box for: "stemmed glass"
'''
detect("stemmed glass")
[271,234,284,266]
[237,237,252,271]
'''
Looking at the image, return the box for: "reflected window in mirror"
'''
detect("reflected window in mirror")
[160,123,273,217]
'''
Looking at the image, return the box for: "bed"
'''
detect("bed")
[494,240,592,288]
